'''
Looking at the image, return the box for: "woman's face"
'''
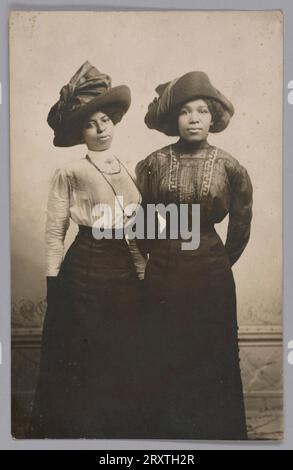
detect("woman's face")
[178,99,213,143]
[82,111,114,151]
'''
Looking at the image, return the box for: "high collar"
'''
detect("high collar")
[174,138,210,155]
[87,147,115,163]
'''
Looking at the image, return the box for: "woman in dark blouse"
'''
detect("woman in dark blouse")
[136,71,253,439]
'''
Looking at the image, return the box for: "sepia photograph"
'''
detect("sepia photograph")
[10,10,283,440]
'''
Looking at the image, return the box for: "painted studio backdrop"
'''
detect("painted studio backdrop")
[10,11,282,439]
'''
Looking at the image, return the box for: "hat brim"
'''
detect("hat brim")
[53,85,131,147]
[67,85,131,127]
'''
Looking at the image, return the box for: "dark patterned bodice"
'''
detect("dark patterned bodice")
[135,139,253,265]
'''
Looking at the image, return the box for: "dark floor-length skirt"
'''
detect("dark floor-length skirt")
[140,228,248,440]
[28,225,145,439]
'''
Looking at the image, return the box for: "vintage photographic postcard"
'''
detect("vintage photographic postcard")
[10,10,283,441]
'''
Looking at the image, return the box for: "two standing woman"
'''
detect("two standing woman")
[29,62,253,440]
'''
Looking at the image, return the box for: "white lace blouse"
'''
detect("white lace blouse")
[45,149,146,278]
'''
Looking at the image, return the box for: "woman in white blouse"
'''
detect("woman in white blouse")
[28,62,146,438]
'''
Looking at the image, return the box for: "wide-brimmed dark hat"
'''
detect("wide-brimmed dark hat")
[144,71,234,136]
[47,61,131,147]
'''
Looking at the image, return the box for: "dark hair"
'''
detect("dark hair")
[99,105,124,125]
[165,97,226,135]
[203,99,224,132]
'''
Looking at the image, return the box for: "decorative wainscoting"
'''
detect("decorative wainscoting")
[11,300,283,440]
[238,326,283,441]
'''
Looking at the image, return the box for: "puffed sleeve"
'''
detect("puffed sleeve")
[225,163,253,266]
[45,168,71,276]
[135,157,155,205]
[135,156,155,256]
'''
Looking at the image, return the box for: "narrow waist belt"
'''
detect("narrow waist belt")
[78,225,122,239]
